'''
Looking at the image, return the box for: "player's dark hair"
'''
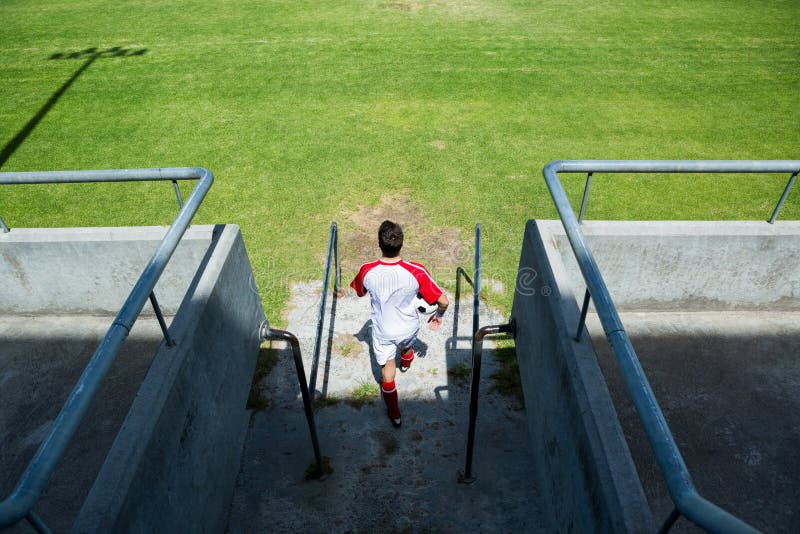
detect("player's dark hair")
[378,220,403,258]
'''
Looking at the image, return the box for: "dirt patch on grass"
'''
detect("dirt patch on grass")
[429,139,447,150]
[339,192,469,281]
[379,1,421,12]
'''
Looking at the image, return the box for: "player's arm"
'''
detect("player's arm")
[427,293,449,330]
[435,293,449,313]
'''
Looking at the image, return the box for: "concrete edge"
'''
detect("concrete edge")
[0,225,216,243]
[511,220,653,532]
[0,225,219,315]
[540,221,655,530]
[549,219,800,237]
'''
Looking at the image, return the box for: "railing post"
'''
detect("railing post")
[472,224,481,340]
[333,222,341,292]
[455,266,463,302]
[458,320,515,484]
[149,292,175,347]
[578,172,593,223]
[309,222,338,398]
[172,180,184,210]
[452,268,463,351]
[768,171,797,224]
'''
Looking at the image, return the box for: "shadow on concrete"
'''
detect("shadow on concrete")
[320,288,339,399]
[0,46,147,170]
[228,340,541,533]
[0,316,163,533]
[588,312,800,532]
[353,320,430,384]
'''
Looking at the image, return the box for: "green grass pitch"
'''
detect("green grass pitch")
[1,0,798,317]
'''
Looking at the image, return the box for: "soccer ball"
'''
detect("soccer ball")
[413,293,437,316]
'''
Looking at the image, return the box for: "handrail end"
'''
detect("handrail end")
[259,320,271,340]
[504,318,516,338]
[474,320,516,342]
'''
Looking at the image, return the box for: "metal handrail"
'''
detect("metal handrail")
[0,168,213,532]
[308,222,341,399]
[452,224,481,349]
[542,160,800,533]
[455,223,489,484]
[259,322,325,479]
[458,321,515,484]
[574,160,799,224]
[472,224,481,340]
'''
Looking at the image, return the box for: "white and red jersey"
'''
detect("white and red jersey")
[350,259,443,341]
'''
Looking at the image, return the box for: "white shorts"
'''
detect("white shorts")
[372,331,418,366]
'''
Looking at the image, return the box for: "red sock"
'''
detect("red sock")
[381,381,400,419]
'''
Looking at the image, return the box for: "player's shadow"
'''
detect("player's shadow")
[0,46,148,169]
[354,320,429,383]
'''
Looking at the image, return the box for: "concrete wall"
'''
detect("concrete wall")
[511,220,653,533]
[0,226,213,315]
[548,220,800,311]
[511,219,800,532]
[67,224,264,533]
[529,219,800,531]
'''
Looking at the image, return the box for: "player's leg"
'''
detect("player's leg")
[373,336,401,427]
[398,332,418,372]
[382,357,397,383]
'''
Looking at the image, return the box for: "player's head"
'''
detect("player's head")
[378,220,403,258]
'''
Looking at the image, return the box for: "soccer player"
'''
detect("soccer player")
[350,220,449,428]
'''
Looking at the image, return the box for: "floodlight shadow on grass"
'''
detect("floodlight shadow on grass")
[0,46,148,170]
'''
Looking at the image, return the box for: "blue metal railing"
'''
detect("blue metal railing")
[0,168,213,533]
[575,161,798,224]
[455,224,517,485]
[455,223,485,483]
[308,222,341,400]
[543,160,800,533]
[259,321,325,479]
[453,223,482,347]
